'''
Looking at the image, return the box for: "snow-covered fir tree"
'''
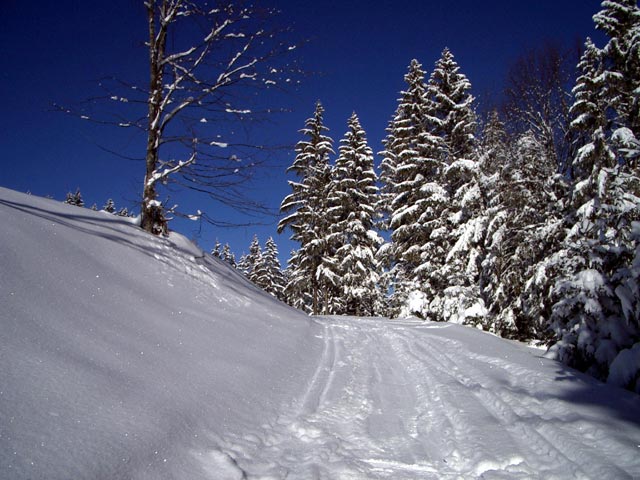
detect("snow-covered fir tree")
[378,59,444,316]
[478,111,513,334]
[64,188,84,207]
[426,47,476,163]
[547,0,640,392]
[221,243,236,268]
[480,127,569,339]
[211,240,222,258]
[244,235,263,285]
[256,237,287,300]
[420,48,483,324]
[328,113,382,316]
[592,0,640,135]
[278,101,335,314]
[103,198,116,214]
[236,254,249,275]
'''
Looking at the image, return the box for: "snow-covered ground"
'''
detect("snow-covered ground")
[1,187,639,479]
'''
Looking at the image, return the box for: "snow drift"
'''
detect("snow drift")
[1,187,639,479]
[0,187,322,479]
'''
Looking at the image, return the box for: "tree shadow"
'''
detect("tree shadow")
[0,195,294,313]
[505,355,640,427]
[0,197,173,265]
[552,363,640,426]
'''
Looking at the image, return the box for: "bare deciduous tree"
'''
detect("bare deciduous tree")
[502,42,580,174]
[64,0,299,234]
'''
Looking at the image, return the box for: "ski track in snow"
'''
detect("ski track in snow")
[6,189,637,480]
[200,317,640,479]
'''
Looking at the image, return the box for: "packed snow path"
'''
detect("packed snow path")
[204,316,640,479]
[2,188,639,480]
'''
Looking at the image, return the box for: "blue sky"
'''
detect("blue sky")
[1,0,603,260]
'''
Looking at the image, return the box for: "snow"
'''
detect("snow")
[608,343,640,392]
[2,187,640,479]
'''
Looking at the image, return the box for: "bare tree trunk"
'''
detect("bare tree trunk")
[323,288,329,315]
[68,0,297,234]
[312,280,318,315]
[141,0,167,234]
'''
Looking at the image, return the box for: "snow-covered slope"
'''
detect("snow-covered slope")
[0,187,322,479]
[1,187,640,479]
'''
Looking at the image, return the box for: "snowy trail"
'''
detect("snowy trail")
[4,188,638,480]
[204,317,640,480]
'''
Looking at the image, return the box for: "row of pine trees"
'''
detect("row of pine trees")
[254,0,638,392]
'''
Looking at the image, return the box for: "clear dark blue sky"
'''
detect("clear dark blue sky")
[1,0,602,259]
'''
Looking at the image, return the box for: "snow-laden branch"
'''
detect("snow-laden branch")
[146,152,196,189]
[160,46,197,67]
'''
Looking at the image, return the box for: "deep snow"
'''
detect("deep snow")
[1,187,639,479]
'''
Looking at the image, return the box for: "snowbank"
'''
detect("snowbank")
[0,187,322,479]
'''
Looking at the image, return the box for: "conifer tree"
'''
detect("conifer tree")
[257,237,287,300]
[426,47,476,162]
[592,0,640,134]
[245,235,263,285]
[547,0,640,391]
[421,48,483,324]
[64,188,84,207]
[236,254,249,275]
[329,113,382,316]
[278,101,335,314]
[211,240,222,258]
[282,249,311,311]
[481,131,568,339]
[379,59,443,316]
[221,243,236,268]
[103,198,116,214]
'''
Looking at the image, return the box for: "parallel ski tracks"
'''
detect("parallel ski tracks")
[206,317,640,479]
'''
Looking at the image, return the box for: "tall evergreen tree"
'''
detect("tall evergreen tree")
[547,0,640,391]
[278,101,335,314]
[379,59,444,316]
[592,0,640,135]
[329,113,382,316]
[257,237,287,300]
[421,48,483,324]
[480,131,569,339]
[245,235,263,285]
[426,47,476,162]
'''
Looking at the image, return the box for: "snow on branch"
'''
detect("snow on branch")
[146,152,196,189]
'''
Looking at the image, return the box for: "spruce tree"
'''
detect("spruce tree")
[245,235,262,285]
[548,0,640,391]
[64,188,84,207]
[278,101,335,314]
[103,198,116,214]
[379,59,443,316]
[421,48,483,324]
[329,113,382,316]
[592,0,640,135]
[426,47,476,163]
[221,243,236,268]
[211,240,222,258]
[481,132,568,339]
[257,237,287,300]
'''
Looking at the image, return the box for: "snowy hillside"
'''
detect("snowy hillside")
[1,187,640,479]
[0,187,322,479]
